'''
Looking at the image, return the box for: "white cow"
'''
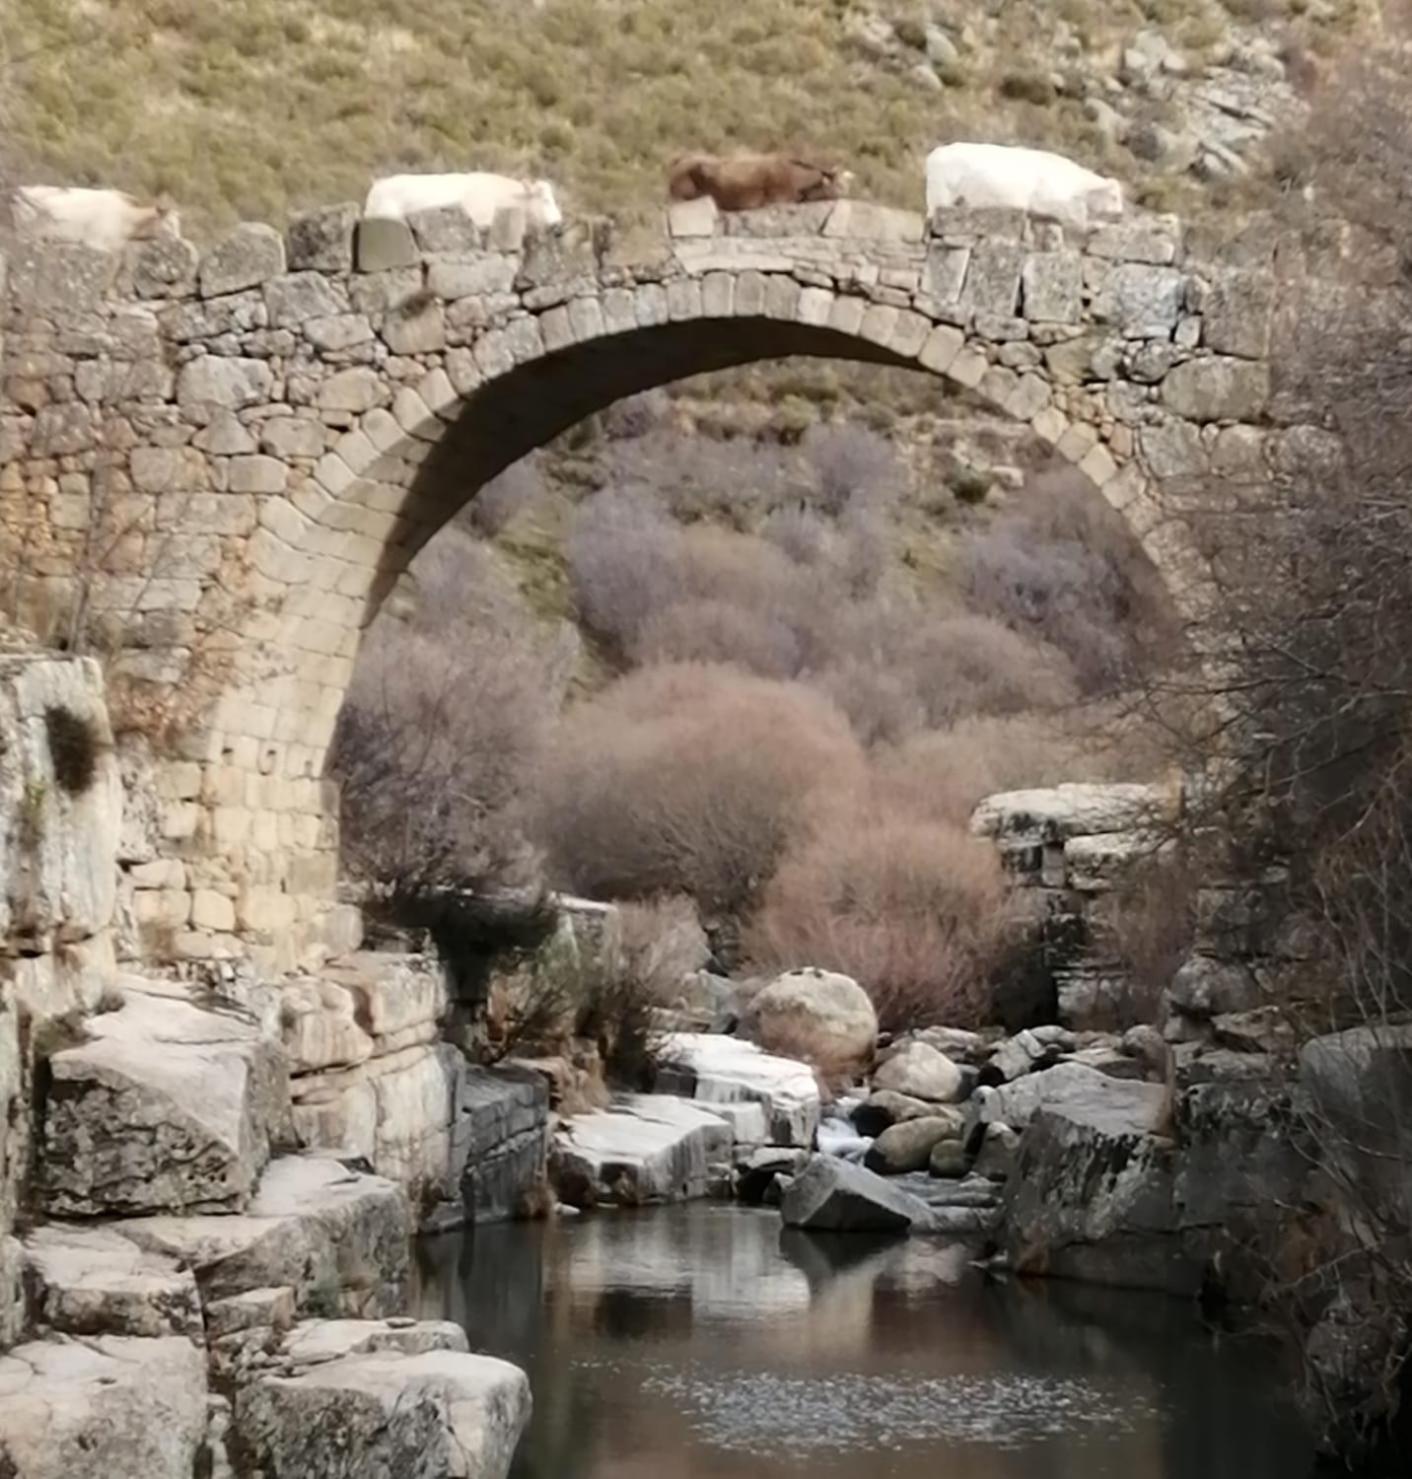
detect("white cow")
[363,172,562,232]
[925,143,1124,231]
[6,186,180,251]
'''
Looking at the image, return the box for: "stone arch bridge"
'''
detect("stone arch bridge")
[0,192,1300,969]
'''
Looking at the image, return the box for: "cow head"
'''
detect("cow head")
[1090,177,1124,221]
[523,178,563,230]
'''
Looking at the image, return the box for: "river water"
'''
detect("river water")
[415,1203,1315,1479]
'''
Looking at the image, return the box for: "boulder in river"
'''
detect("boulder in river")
[864,1113,966,1175]
[872,1041,964,1103]
[851,1089,936,1137]
[746,967,878,1075]
[780,1155,933,1234]
[971,1061,1169,1136]
[928,1139,970,1178]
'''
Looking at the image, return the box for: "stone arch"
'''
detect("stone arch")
[1,195,1278,965]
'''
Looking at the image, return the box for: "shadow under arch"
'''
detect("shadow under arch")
[375,317,929,617]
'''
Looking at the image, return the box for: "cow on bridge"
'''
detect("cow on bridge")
[363,172,562,233]
[4,186,180,251]
[924,143,1125,231]
[668,153,854,211]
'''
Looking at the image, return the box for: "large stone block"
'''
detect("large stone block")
[286,204,359,272]
[971,781,1179,845]
[0,1335,207,1479]
[175,355,274,414]
[1092,263,1186,338]
[779,1155,932,1233]
[1161,356,1270,422]
[41,985,290,1217]
[0,654,121,949]
[1021,251,1082,323]
[550,1094,732,1207]
[117,1154,411,1316]
[233,1325,530,1479]
[200,223,286,297]
[322,952,448,1042]
[960,240,1024,318]
[22,1223,202,1339]
[453,1065,549,1224]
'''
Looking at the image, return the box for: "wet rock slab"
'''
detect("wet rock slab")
[656,1033,821,1147]
[550,1094,733,1207]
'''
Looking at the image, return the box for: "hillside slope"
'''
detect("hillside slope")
[1,0,1371,233]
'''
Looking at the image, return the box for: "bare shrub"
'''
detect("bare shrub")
[904,615,1080,727]
[565,488,681,658]
[1094,852,1199,1027]
[761,505,832,567]
[635,598,802,678]
[745,802,1006,1032]
[609,430,800,524]
[960,468,1180,693]
[529,662,866,918]
[464,458,546,537]
[331,532,571,893]
[1140,52,1412,1466]
[817,660,927,748]
[618,895,710,1000]
[800,423,900,517]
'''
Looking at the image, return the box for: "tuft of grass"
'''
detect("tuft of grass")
[44,705,98,793]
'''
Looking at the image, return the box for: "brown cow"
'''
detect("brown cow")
[667,152,853,211]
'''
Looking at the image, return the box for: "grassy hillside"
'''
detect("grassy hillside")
[1,0,1368,234]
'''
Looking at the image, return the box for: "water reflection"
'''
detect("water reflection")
[416,1204,1314,1479]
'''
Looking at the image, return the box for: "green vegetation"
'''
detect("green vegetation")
[0,0,1366,234]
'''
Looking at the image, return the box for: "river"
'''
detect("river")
[415,1203,1315,1479]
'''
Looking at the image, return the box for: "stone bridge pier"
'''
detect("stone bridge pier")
[0,191,1317,970]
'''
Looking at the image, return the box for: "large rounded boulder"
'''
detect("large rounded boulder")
[747,968,878,1075]
[872,1041,964,1104]
[864,1112,966,1175]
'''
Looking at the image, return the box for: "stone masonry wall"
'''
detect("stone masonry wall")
[0,191,1322,970]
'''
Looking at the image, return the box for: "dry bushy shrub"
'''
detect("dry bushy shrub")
[463,458,546,537]
[529,662,865,917]
[618,895,710,998]
[1098,853,1199,1024]
[800,423,901,517]
[744,801,1007,1031]
[331,530,572,892]
[903,615,1080,727]
[636,598,803,678]
[960,469,1179,693]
